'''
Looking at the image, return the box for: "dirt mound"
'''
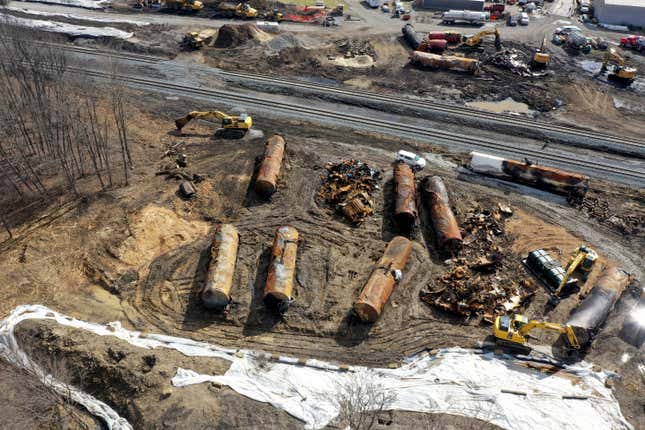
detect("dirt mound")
[214,24,269,48]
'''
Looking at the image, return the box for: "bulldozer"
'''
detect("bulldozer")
[165,0,203,12]
[532,37,551,68]
[462,27,501,51]
[600,48,637,83]
[175,111,253,138]
[493,314,581,353]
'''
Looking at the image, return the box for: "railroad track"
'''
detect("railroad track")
[47,43,645,154]
[70,66,645,183]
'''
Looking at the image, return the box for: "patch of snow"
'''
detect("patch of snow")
[6,7,149,26]
[13,0,110,10]
[0,13,134,39]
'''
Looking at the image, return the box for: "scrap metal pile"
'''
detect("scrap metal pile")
[486,49,543,77]
[317,159,381,224]
[420,204,536,318]
[568,194,645,236]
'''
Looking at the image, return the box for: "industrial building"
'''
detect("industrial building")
[594,0,645,28]
[415,0,485,12]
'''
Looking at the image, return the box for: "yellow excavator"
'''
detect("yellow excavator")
[600,48,637,83]
[493,314,580,352]
[553,245,597,298]
[532,37,551,68]
[462,27,501,50]
[165,0,203,12]
[175,111,253,138]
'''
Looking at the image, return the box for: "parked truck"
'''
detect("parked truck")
[442,10,489,25]
[620,35,645,52]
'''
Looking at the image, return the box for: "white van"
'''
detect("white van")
[396,150,426,171]
[519,12,529,25]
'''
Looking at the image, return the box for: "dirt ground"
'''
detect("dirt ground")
[0,86,643,428]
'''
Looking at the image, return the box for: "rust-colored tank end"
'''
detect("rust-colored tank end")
[353,236,413,323]
[394,162,417,230]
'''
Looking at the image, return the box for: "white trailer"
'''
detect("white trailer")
[442,9,489,24]
[368,0,380,8]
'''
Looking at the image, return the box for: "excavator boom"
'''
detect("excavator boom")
[463,28,501,50]
[175,110,252,137]
[494,314,580,351]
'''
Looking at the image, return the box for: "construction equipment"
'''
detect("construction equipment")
[180,30,216,50]
[214,2,258,19]
[462,28,501,50]
[554,245,597,297]
[532,37,551,68]
[493,314,581,352]
[600,48,637,83]
[165,0,203,11]
[261,9,284,21]
[175,111,252,138]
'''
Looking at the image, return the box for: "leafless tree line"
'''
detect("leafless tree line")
[0,26,133,207]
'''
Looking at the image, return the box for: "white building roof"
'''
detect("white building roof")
[603,0,645,7]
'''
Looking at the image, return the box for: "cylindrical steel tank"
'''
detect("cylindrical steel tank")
[353,236,413,323]
[409,51,480,74]
[201,224,240,311]
[402,23,422,50]
[264,225,299,313]
[620,288,644,348]
[421,176,462,251]
[255,135,286,197]
[567,266,632,345]
[428,31,447,40]
[419,39,448,53]
[394,162,417,230]
[469,152,589,196]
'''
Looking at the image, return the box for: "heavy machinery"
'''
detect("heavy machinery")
[532,37,551,68]
[165,0,203,11]
[214,1,258,19]
[553,245,597,297]
[524,245,597,303]
[175,111,253,138]
[600,48,637,83]
[493,314,581,352]
[180,29,216,50]
[462,28,501,50]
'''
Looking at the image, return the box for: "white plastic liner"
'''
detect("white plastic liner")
[13,0,110,9]
[0,305,634,430]
[6,7,150,26]
[0,14,133,39]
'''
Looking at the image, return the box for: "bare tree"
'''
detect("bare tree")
[334,372,397,430]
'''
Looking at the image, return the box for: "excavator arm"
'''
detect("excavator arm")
[464,28,501,50]
[518,320,580,349]
[175,110,228,131]
[554,251,585,296]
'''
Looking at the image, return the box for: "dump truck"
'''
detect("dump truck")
[180,29,217,50]
[442,10,489,25]
[213,2,258,19]
[165,0,203,11]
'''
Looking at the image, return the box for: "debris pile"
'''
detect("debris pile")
[156,142,205,196]
[568,195,645,236]
[317,159,381,224]
[336,39,376,59]
[420,204,536,318]
[486,49,536,76]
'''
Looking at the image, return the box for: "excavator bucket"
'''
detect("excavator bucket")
[175,114,194,131]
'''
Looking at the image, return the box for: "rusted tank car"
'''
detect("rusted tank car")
[469,152,589,197]
[201,224,240,311]
[567,266,632,345]
[421,176,462,251]
[264,225,299,313]
[353,236,413,323]
[409,51,480,74]
[428,31,461,43]
[402,23,422,50]
[419,39,448,53]
[394,163,417,229]
[255,135,286,197]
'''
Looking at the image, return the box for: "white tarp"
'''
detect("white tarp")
[6,7,150,26]
[13,0,110,9]
[0,305,634,430]
[0,14,133,39]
